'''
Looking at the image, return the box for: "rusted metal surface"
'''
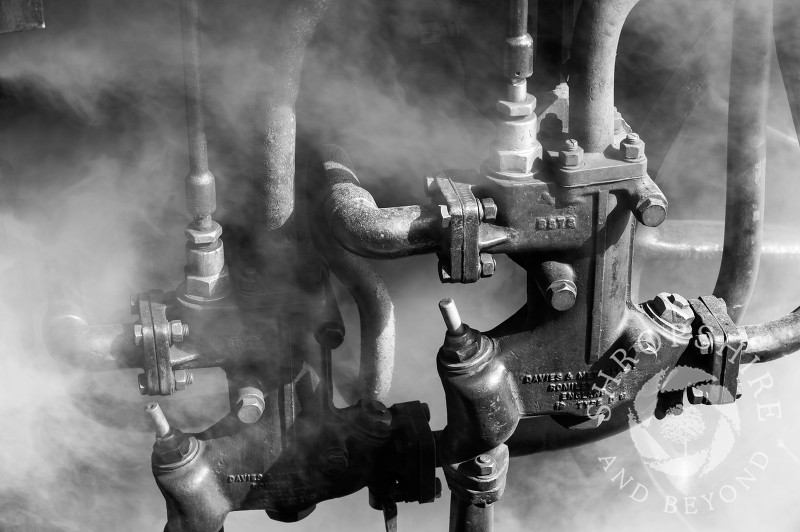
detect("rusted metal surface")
[0,0,43,34]
[712,0,771,324]
[742,312,800,363]
[775,0,800,141]
[569,0,640,152]
[312,144,442,259]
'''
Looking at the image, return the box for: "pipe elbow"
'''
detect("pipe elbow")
[311,144,441,259]
[43,302,141,369]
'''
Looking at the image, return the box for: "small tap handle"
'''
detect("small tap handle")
[438,298,463,334]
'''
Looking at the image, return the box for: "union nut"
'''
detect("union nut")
[169,320,189,343]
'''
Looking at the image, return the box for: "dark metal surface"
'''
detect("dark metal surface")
[742,311,800,363]
[712,0,771,324]
[775,0,800,143]
[311,144,442,259]
[0,0,42,34]
[569,0,640,152]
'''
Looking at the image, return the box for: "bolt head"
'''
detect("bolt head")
[438,261,453,283]
[559,144,584,167]
[439,205,451,228]
[324,448,349,474]
[137,373,148,395]
[169,320,187,343]
[237,393,266,424]
[134,324,143,346]
[547,280,577,311]
[479,253,496,278]
[636,196,668,227]
[621,135,645,160]
[480,198,498,222]
[130,295,139,315]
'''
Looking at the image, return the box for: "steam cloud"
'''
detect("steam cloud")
[1,0,799,530]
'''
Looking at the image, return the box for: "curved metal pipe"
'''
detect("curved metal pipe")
[43,300,141,369]
[314,144,442,259]
[569,0,640,152]
[308,147,396,402]
[712,0,771,324]
[742,312,800,363]
[775,0,800,140]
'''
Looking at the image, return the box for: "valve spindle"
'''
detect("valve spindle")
[145,402,171,438]
[439,298,463,334]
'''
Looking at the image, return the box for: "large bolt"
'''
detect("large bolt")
[650,293,694,326]
[236,387,266,424]
[474,454,496,476]
[559,139,584,168]
[546,280,578,311]
[169,320,189,343]
[621,132,645,160]
[439,298,463,334]
[635,196,668,227]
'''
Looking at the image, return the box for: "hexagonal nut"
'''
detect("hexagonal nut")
[636,196,668,227]
[547,280,577,311]
[137,372,148,395]
[558,145,584,168]
[184,221,222,245]
[480,198,498,222]
[438,262,454,283]
[134,324,143,346]
[237,393,265,424]
[480,253,496,278]
[496,95,537,117]
[621,137,645,160]
[153,436,193,464]
[173,369,193,391]
[491,148,538,173]
[423,175,438,196]
[169,320,188,343]
[650,292,694,326]
[185,268,231,299]
[439,205,451,228]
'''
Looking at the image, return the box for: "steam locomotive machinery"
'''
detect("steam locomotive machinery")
[40,0,800,530]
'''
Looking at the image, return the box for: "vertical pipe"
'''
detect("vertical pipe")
[180,0,216,222]
[774,0,800,139]
[503,0,533,102]
[712,0,771,323]
[449,496,493,532]
[568,0,640,152]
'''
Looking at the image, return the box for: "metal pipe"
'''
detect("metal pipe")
[308,147,396,402]
[449,495,493,532]
[256,0,334,234]
[712,0,771,323]
[314,144,442,259]
[503,0,533,102]
[180,0,216,221]
[43,300,141,369]
[742,312,800,363]
[568,0,640,152]
[775,0,800,140]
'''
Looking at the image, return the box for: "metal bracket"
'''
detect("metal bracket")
[689,295,747,404]
[138,290,175,395]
